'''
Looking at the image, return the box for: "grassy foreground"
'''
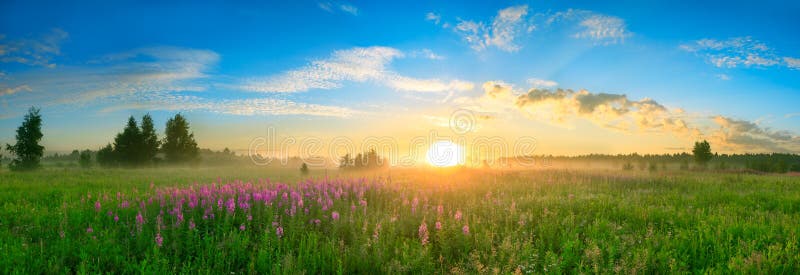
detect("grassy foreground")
[1,167,799,273]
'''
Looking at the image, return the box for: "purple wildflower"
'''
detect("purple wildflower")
[462,224,470,235]
[331,211,340,220]
[276,226,284,238]
[418,222,429,245]
[155,232,163,247]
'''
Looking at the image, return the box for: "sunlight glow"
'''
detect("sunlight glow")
[426,140,465,167]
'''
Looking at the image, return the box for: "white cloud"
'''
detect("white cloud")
[784,57,800,69]
[410,48,444,60]
[680,37,800,69]
[715,74,731,80]
[527,78,558,88]
[0,28,68,68]
[241,46,473,93]
[0,84,32,96]
[453,5,529,52]
[339,4,358,15]
[573,15,631,44]
[425,12,441,25]
[318,2,358,16]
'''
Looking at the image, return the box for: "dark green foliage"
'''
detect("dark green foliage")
[113,116,144,166]
[692,140,713,167]
[79,150,92,168]
[300,162,309,175]
[162,113,199,163]
[140,114,160,164]
[97,144,116,167]
[5,107,44,171]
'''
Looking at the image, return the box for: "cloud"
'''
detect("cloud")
[715,74,731,80]
[680,37,800,70]
[0,85,32,96]
[240,46,473,93]
[0,28,68,68]
[527,78,558,88]
[101,93,355,118]
[410,48,444,60]
[785,57,800,69]
[709,116,798,152]
[453,5,530,52]
[573,14,631,44]
[319,2,358,15]
[425,12,441,25]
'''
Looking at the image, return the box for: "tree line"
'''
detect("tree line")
[3,107,200,170]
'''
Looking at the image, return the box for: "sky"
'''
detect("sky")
[1,0,799,161]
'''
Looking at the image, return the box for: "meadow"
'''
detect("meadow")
[1,167,799,273]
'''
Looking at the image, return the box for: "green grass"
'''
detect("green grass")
[1,167,799,273]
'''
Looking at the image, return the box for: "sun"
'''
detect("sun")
[426,140,465,167]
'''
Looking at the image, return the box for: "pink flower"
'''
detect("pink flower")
[437,205,444,216]
[418,222,429,245]
[136,212,145,225]
[189,220,196,230]
[435,221,442,230]
[462,225,470,235]
[454,210,463,221]
[94,201,101,212]
[331,211,340,220]
[239,224,246,231]
[155,232,163,247]
[86,227,93,233]
[114,215,119,222]
[276,226,284,238]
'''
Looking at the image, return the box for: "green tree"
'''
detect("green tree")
[79,150,92,168]
[97,144,116,167]
[162,113,199,163]
[140,114,160,164]
[692,140,713,168]
[300,162,309,175]
[6,107,44,171]
[113,116,143,166]
[339,153,353,169]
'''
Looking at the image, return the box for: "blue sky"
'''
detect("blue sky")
[1,0,799,155]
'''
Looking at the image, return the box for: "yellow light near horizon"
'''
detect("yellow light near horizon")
[426,140,465,167]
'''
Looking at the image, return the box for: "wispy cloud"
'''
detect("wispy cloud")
[715,74,731,80]
[0,28,68,68]
[425,12,441,25]
[453,5,530,52]
[527,78,558,88]
[318,2,358,16]
[240,46,473,93]
[680,36,799,70]
[410,48,444,60]
[573,14,631,44]
[0,85,31,96]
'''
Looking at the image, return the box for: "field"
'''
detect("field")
[1,167,799,273]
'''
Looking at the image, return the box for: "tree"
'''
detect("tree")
[692,140,713,168]
[140,114,160,164]
[339,154,353,169]
[162,113,199,163]
[79,150,92,168]
[300,162,309,175]
[97,144,116,167]
[113,116,143,166]
[6,107,44,171]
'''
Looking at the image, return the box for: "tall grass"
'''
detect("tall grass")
[1,168,798,273]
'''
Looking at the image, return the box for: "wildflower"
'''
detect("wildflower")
[86,227,93,233]
[276,226,284,238]
[435,221,442,230]
[373,223,381,240]
[114,215,119,222]
[239,224,246,231]
[155,232,163,247]
[189,220,196,230]
[94,201,101,212]
[331,211,340,220]
[418,222,429,245]
[437,205,444,216]
[247,214,253,221]
[313,219,321,225]
[136,212,145,225]
[462,224,470,235]
[454,210,463,221]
